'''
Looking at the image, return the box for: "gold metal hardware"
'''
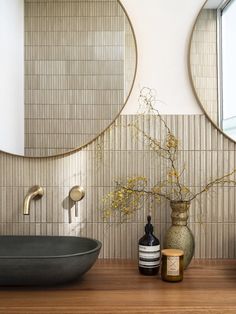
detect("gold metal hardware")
[69,186,85,202]
[23,185,44,215]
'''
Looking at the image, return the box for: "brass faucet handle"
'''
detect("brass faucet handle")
[69,186,85,202]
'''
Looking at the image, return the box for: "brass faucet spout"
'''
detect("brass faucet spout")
[23,186,44,215]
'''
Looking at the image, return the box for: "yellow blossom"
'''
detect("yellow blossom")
[122,207,131,214]
[181,186,190,194]
[103,209,112,218]
[168,170,179,178]
[152,186,161,193]
[166,135,178,149]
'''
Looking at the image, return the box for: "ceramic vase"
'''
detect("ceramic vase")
[164,201,195,269]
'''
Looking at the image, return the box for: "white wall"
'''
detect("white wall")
[121,0,205,115]
[0,0,24,155]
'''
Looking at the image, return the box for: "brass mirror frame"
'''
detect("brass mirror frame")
[188,0,235,143]
[1,0,137,159]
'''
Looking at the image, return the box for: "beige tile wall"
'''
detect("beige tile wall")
[124,18,136,97]
[0,114,235,259]
[190,9,218,124]
[24,0,136,157]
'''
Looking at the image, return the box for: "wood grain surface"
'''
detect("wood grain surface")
[0,259,235,314]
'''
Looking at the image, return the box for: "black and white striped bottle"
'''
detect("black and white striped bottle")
[138,216,160,276]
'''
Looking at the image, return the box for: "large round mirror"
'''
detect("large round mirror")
[189,0,236,141]
[0,0,136,157]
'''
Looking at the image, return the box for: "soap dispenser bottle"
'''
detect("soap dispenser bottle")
[138,215,160,275]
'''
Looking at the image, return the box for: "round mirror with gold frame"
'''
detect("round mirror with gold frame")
[189,0,236,142]
[0,0,137,158]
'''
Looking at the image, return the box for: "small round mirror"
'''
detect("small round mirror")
[189,0,236,142]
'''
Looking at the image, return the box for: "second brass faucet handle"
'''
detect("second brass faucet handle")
[69,186,85,202]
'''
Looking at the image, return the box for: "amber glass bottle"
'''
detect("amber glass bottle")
[138,216,160,276]
[161,249,184,282]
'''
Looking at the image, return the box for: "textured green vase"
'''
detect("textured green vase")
[164,201,195,269]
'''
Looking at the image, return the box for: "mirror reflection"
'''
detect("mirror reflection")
[0,0,136,157]
[189,0,236,141]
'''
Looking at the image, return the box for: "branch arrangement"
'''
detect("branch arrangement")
[102,87,236,221]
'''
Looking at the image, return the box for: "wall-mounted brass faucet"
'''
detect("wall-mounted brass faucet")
[69,186,85,217]
[23,185,44,215]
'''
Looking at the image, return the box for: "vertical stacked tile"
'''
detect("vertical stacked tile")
[24,0,130,156]
[190,9,218,124]
[0,114,236,259]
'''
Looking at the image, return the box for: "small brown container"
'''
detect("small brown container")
[161,249,184,282]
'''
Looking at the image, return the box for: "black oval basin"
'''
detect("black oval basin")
[0,236,102,286]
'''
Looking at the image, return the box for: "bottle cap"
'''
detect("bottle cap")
[145,215,153,233]
[161,249,184,257]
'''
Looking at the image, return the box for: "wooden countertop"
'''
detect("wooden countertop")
[0,259,236,314]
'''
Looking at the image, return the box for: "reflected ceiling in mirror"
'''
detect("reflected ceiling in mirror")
[189,0,236,142]
[0,0,136,157]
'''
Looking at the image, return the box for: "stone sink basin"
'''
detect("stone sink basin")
[0,236,101,286]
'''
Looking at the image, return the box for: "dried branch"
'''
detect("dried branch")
[189,169,236,201]
[102,87,236,221]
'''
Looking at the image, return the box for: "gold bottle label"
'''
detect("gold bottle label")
[167,256,179,276]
